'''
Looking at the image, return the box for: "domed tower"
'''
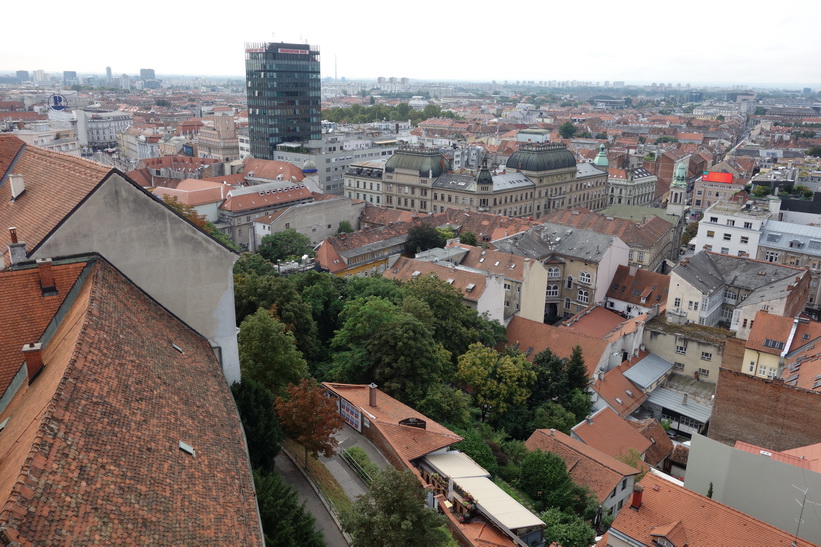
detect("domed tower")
[301,159,318,175]
[593,143,609,170]
[667,161,687,217]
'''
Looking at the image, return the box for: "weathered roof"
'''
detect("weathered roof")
[627,419,674,467]
[623,353,675,391]
[541,208,672,249]
[760,220,821,256]
[600,204,681,225]
[572,407,652,459]
[591,366,648,417]
[0,257,262,544]
[493,222,619,263]
[454,476,545,531]
[385,147,451,177]
[647,387,713,424]
[606,265,670,307]
[506,144,576,172]
[384,256,488,303]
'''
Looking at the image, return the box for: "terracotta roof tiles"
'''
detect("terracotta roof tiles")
[572,407,652,459]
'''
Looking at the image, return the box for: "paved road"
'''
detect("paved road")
[275,453,349,546]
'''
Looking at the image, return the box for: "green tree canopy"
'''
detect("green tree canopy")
[342,467,450,547]
[231,379,283,473]
[806,145,821,158]
[415,384,472,429]
[519,450,597,516]
[405,224,446,254]
[234,253,278,277]
[338,220,354,233]
[254,470,325,547]
[540,508,596,547]
[455,343,535,421]
[331,296,451,403]
[259,229,313,262]
[238,309,309,395]
[458,231,478,246]
[559,121,577,139]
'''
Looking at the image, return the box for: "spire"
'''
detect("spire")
[593,143,609,168]
[672,161,687,188]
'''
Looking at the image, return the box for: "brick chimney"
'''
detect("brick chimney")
[368,383,378,407]
[7,227,27,266]
[22,343,44,383]
[630,483,644,510]
[37,258,56,295]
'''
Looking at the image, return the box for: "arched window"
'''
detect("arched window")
[564,298,571,310]
[578,289,589,304]
[566,275,573,289]
[547,284,559,298]
[548,267,560,278]
[579,271,591,284]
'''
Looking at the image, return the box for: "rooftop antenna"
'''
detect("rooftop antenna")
[791,484,818,544]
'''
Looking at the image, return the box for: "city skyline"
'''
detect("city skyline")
[5,0,821,88]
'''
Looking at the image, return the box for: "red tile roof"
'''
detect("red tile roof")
[384,257,489,303]
[605,265,670,307]
[734,441,818,471]
[560,306,626,339]
[243,158,305,182]
[505,316,609,377]
[322,383,462,462]
[597,473,814,546]
[591,366,648,417]
[0,257,262,544]
[0,136,113,267]
[627,419,674,467]
[451,242,530,282]
[572,407,652,459]
[525,429,639,502]
[539,208,672,249]
[219,184,312,213]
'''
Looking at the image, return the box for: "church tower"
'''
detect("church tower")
[667,161,687,217]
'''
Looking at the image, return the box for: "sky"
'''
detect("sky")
[5,0,821,88]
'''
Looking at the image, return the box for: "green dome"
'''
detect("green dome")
[507,144,576,172]
[385,147,451,177]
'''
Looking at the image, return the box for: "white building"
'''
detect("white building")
[693,198,780,257]
[75,110,132,149]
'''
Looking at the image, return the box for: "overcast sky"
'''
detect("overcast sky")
[5,0,821,88]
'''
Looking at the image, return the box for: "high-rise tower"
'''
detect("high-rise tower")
[245,42,321,160]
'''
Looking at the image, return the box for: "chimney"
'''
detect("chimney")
[682,393,688,405]
[550,428,555,436]
[37,258,56,295]
[22,343,44,383]
[629,265,637,277]
[368,383,378,407]
[7,227,27,266]
[630,484,644,510]
[9,174,25,199]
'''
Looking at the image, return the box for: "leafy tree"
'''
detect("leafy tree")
[540,508,596,547]
[337,220,354,233]
[806,145,821,158]
[342,467,449,547]
[436,226,456,241]
[681,221,699,246]
[453,428,499,476]
[638,136,647,144]
[239,309,309,395]
[405,224,445,254]
[416,384,472,429]
[234,253,278,277]
[530,401,578,434]
[616,448,647,481]
[595,132,608,140]
[566,346,589,393]
[716,115,725,121]
[275,379,344,465]
[231,379,283,473]
[519,449,576,512]
[532,348,566,407]
[254,469,325,547]
[753,185,772,197]
[559,122,577,139]
[564,388,593,423]
[345,276,406,304]
[755,106,767,115]
[331,296,451,403]
[459,231,478,246]
[259,229,313,262]
[155,99,171,107]
[455,343,535,421]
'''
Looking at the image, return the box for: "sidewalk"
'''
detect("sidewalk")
[319,425,392,501]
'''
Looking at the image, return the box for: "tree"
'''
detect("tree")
[275,379,344,466]
[540,508,596,547]
[254,470,325,547]
[616,448,647,482]
[416,384,472,429]
[239,309,309,395]
[530,401,577,435]
[404,224,445,254]
[531,348,566,407]
[753,185,772,197]
[565,346,589,393]
[716,115,725,121]
[331,296,450,403]
[681,221,699,246]
[559,122,577,139]
[755,106,768,115]
[337,220,354,233]
[231,379,283,473]
[258,229,313,262]
[342,467,449,547]
[234,253,278,277]
[455,343,535,421]
[459,231,478,246]
[806,145,821,158]
[519,449,576,512]
[155,99,171,107]
[707,481,714,499]
[453,428,499,476]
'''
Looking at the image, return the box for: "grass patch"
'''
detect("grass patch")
[283,438,353,515]
[343,446,380,484]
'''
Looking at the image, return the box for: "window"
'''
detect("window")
[548,267,560,278]
[547,284,559,297]
[765,251,779,263]
[706,230,715,238]
[740,236,749,244]
[674,297,681,308]
[704,245,713,252]
[723,233,731,241]
[701,352,712,361]
[579,271,591,284]
[726,219,735,226]
[578,289,589,304]
[564,298,571,310]
[637,252,645,262]
[566,276,573,289]
[758,364,767,376]
[676,345,686,355]
[744,222,753,229]
[674,362,685,371]
[698,367,710,377]
[748,361,755,373]
[721,247,730,254]
[710,216,718,223]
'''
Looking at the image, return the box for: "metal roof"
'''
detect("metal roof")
[454,476,544,531]
[623,354,674,390]
[760,220,821,257]
[423,451,490,479]
[647,387,713,424]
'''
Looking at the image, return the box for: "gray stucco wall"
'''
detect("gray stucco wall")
[685,433,821,544]
[32,173,240,384]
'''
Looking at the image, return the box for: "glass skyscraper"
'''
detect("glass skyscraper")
[245,42,321,160]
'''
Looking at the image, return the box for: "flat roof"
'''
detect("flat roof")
[423,451,490,479]
[623,354,675,390]
[454,476,544,531]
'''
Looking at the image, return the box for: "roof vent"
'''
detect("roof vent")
[179,440,196,456]
[9,174,25,199]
